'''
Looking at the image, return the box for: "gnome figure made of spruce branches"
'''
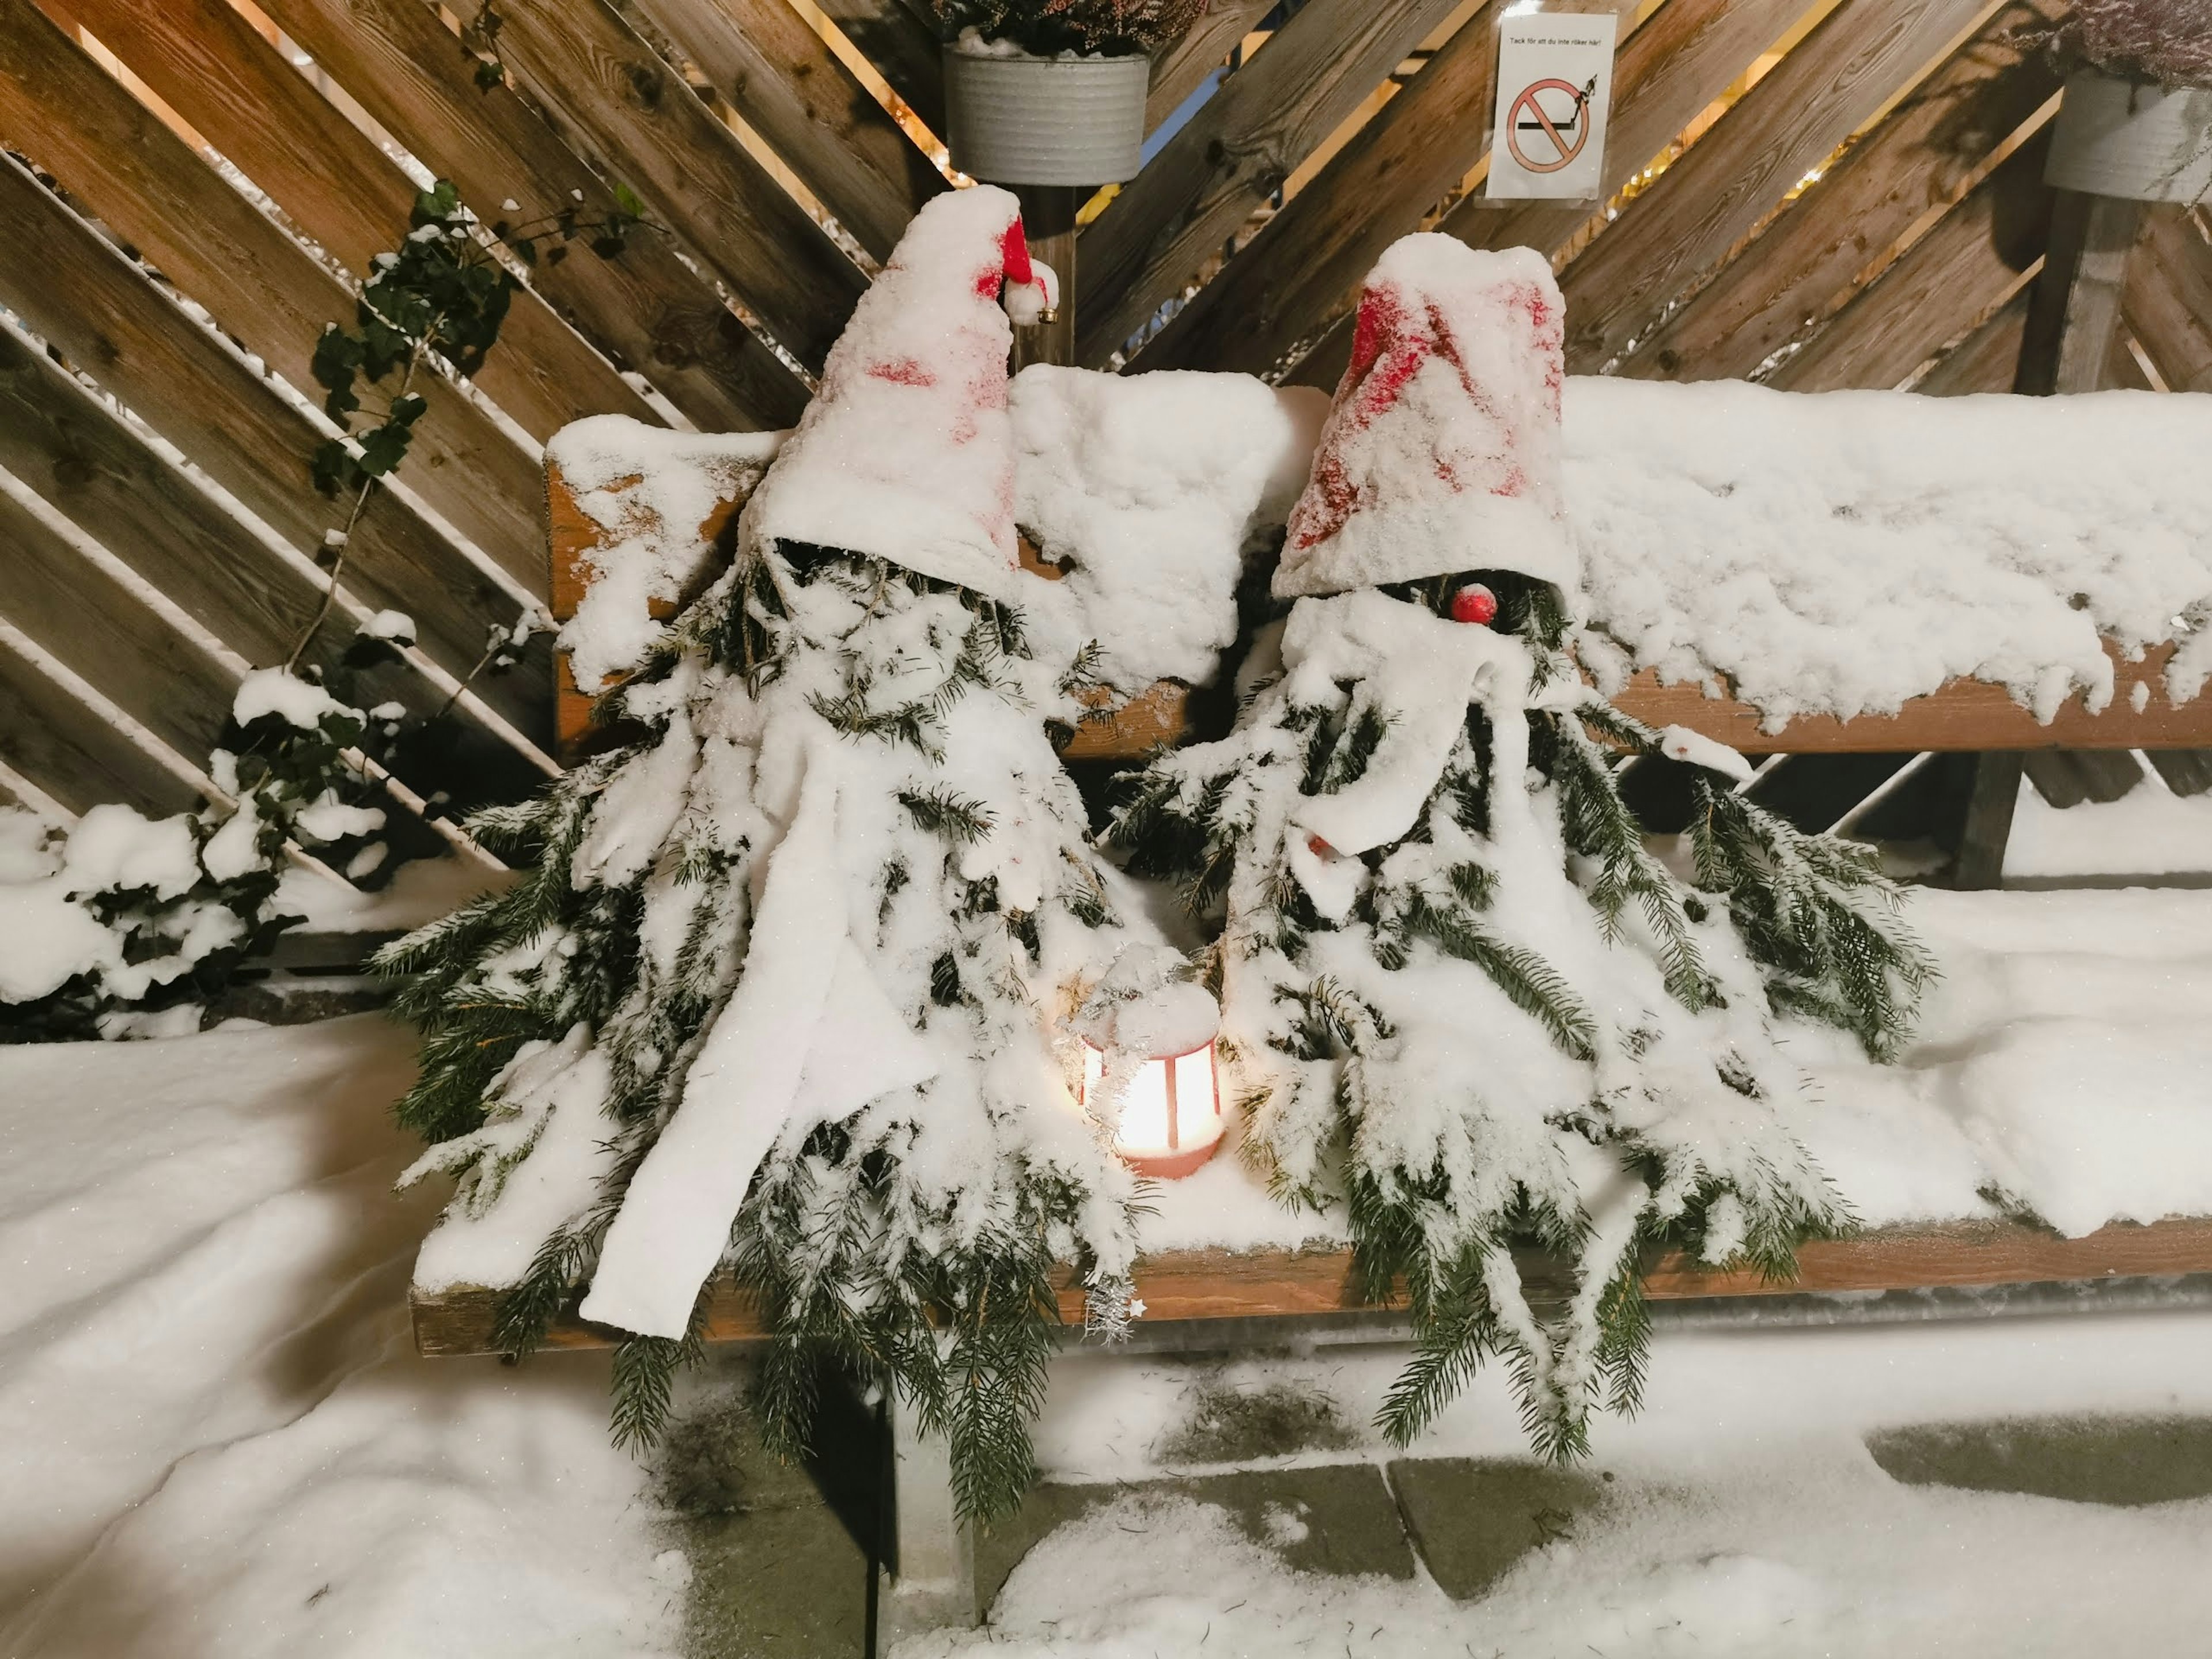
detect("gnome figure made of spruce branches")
[1113,234,1932,1460]
[387,187,1184,1521]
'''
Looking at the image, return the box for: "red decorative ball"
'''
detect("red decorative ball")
[1306,834,1334,859]
[1450,583,1498,626]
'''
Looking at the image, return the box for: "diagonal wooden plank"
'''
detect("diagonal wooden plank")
[464,0,866,369]
[1913,284,2031,393]
[813,0,945,134]
[1146,0,1273,132]
[1557,0,1998,373]
[2124,207,2212,393]
[0,467,240,764]
[1074,0,1466,367]
[0,0,546,590]
[0,620,201,816]
[0,153,554,767]
[1766,122,2053,391]
[1625,0,2065,382]
[627,0,944,261]
[255,0,805,431]
[62,0,656,444]
[1139,0,1652,378]
[0,306,540,787]
[1290,0,1807,391]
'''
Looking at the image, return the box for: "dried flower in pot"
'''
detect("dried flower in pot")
[936,1,1210,185]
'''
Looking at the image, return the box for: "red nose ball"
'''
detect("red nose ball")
[1449,584,1498,626]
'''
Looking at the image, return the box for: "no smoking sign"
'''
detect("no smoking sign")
[1487,12,1616,200]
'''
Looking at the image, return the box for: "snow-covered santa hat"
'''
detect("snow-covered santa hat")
[741,185,1058,599]
[1272,237,1575,601]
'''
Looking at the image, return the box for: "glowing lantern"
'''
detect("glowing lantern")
[1079,982,1225,1179]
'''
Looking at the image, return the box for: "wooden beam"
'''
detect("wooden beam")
[1293,0,1809,391]
[463,0,865,370]
[0,308,531,771]
[812,0,945,135]
[2120,206,2212,393]
[1626,0,2066,382]
[626,0,944,262]
[1073,0,1465,366]
[0,0,546,590]
[0,468,238,763]
[411,1214,2212,1357]
[253,0,807,431]
[1766,123,2053,392]
[2016,183,2146,395]
[1613,640,2209,755]
[0,620,200,816]
[60,0,655,443]
[1145,0,1272,134]
[1913,285,2032,394]
[1556,0,1996,374]
[1137,0,1502,377]
[0,155,553,762]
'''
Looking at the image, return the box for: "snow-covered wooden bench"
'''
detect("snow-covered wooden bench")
[403,385,2212,1643]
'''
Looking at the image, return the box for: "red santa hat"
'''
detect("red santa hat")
[741,185,1056,599]
[1273,237,1575,601]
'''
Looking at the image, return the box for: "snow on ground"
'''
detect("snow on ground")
[2005,770,2212,882]
[967,1309,2212,1658]
[0,1016,675,1658]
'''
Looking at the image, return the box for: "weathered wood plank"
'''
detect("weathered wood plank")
[1135,0,1508,377]
[1142,0,1664,379]
[2016,184,2145,395]
[2121,206,2212,393]
[1766,123,2053,392]
[813,0,945,135]
[2023,748,2145,808]
[462,0,866,370]
[411,1214,2212,1356]
[628,0,943,262]
[64,0,654,442]
[1074,0,1465,366]
[1913,285,2031,394]
[0,154,553,761]
[1558,0,1994,374]
[1626,0,2065,382]
[0,468,238,763]
[1293,0,1807,391]
[0,0,546,589]
[255,0,807,431]
[1613,640,2209,755]
[0,620,201,817]
[1145,0,1272,134]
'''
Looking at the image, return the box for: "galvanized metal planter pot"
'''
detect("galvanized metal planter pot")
[942,41,1149,187]
[2047,69,2212,204]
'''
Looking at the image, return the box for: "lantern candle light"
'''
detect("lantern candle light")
[1080,982,1225,1179]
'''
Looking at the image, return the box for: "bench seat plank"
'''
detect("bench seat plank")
[411,1214,2212,1357]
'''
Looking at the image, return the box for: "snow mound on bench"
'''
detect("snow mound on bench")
[1569,379,2212,728]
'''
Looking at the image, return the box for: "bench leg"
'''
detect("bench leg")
[876,1387,978,1652]
[1949,752,2023,891]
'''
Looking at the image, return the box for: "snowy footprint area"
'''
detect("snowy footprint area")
[0,1016,678,1659]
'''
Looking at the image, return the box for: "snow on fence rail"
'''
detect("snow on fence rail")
[2,0,2210,828]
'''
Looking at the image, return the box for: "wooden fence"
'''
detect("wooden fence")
[0,0,2206,859]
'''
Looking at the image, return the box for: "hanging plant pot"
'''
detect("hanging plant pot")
[2047,69,2212,203]
[943,38,1149,187]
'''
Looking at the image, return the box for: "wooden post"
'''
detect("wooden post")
[2016,186,2147,395]
[876,1385,978,1647]
[1012,184,1079,370]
